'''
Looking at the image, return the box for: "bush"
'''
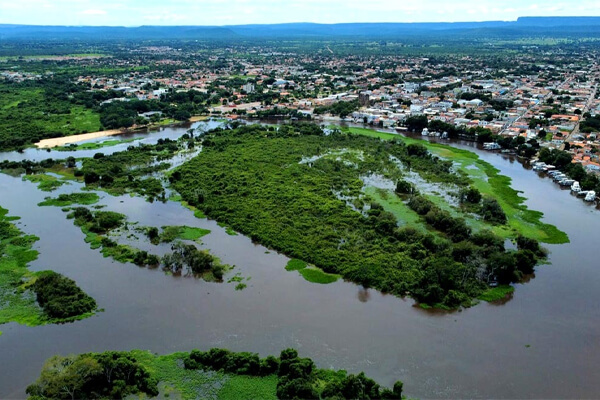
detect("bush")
[406,143,428,158]
[32,271,96,319]
[162,242,220,277]
[26,352,158,400]
[91,211,125,233]
[516,234,540,254]
[407,195,434,215]
[395,179,415,195]
[459,186,482,204]
[515,249,537,274]
[480,197,507,224]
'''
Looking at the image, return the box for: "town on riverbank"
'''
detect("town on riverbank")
[4,36,598,205]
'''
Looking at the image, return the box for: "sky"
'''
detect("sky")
[1,0,599,26]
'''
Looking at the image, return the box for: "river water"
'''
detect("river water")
[0,122,599,399]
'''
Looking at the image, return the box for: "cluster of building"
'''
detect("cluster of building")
[3,46,599,172]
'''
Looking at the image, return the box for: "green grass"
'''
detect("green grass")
[178,199,207,218]
[155,118,177,126]
[160,226,211,242]
[347,126,569,244]
[346,127,400,140]
[179,226,211,240]
[23,174,69,192]
[55,137,141,151]
[129,351,277,400]
[285,259,308,271]
[478,285,515,302]
[299,267,340,284]
[364,187,425,230]
[38,192,100,207]
[285,259,339,284]
[101,243,140,263]
[218,375,277,399]
[131,351,229,399]
[42,106,101,135]
[217,222,238,236]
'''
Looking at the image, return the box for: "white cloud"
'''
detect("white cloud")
[80,9,107,15]
[0,0,598,26]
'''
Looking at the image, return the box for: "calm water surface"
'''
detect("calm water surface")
[0,124,599,399]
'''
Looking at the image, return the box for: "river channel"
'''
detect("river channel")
[0,121,599,399]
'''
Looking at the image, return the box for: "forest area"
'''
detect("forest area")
[171,124,549,308]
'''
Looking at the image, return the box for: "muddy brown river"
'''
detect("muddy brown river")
[0,122,599,399]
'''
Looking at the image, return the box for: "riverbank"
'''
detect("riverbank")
[35,129,126,148]
[34,115,209,149]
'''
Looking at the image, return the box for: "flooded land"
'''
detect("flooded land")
[1,121,599,399]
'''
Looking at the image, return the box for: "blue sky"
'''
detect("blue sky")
[1,0,598,26]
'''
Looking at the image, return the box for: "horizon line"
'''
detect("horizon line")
[1,16,599,29]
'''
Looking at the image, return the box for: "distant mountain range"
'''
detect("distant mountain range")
[1,17,599,40]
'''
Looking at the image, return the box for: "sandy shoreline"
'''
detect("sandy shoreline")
[35,116,209,148]
[189,116,207,122]
[35,129,127,148]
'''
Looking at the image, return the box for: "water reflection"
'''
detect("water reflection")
[357,287,371,303]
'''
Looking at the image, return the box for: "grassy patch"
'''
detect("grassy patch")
[346,126,400,140]
[478,285,515,302]
[364,187,425,229]
[131,351,232,400]
[179,226,211,241]
[23,174,69,192]
[68,208,159,266]
[160,226,211,243]
[299,267,340,284]
[55,137,141,151]
[218,375,277,399]
[286,259,339,284]
[179,199,207,218]
[38,192,100,207]
[286,259,308,271]
[217,222,238,236]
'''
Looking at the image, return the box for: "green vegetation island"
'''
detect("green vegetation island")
[168,123,561,308]
[0,206,97,331]
[27,348,405,400]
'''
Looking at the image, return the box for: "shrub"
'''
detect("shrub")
[32,271,96,319]
[395,179,415,195]
[480,197,507,224]
[459,186,482,204]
